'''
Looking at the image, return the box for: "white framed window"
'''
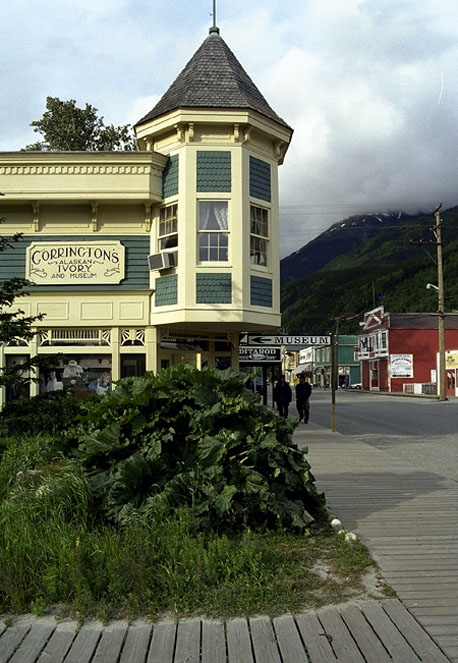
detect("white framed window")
[159,204,178,251]
[250,205,269,267]
[198,201,228,262]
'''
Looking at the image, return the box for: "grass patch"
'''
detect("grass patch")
[0,505,386,621]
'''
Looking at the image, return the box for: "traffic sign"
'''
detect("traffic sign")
[239,346,282,362]
[240,334,331,346]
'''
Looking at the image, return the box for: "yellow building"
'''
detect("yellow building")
[0,26,292,404]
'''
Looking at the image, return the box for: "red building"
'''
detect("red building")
[358,307,458,397]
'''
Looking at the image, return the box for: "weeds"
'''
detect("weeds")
[0,501,376,620]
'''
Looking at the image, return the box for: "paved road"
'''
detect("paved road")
[300,389,458,482]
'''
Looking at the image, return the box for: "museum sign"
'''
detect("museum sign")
[26,241,125,285]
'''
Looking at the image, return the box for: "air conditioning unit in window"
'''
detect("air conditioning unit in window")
[148,252,177,271]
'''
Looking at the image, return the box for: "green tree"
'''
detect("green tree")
[25,97,137,151]
[0,201,47,390]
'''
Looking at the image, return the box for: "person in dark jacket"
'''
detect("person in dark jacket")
[295,374,312,423]
[273,375,292,417]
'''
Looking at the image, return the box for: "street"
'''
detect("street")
[295,388,458,483]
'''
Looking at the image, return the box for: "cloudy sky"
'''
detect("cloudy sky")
[2,0,458,257]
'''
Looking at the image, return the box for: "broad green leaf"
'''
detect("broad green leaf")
[215,484,237,515]
[197,436,225,468]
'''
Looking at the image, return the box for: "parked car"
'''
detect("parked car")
[350,382,362,389]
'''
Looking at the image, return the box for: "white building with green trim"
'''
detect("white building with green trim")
[0,26,292,403]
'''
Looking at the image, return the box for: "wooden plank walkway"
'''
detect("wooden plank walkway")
[300,427,458,663]
[0,599,449,662]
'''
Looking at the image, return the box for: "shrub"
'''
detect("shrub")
[75,365,326,532]
[0,390,93,439]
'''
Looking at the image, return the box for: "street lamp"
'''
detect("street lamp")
[426,282,446,401]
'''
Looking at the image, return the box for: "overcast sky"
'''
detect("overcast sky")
[2,0,458,257]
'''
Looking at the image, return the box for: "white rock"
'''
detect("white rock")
[345,532,357,542]
[330,518,342,529]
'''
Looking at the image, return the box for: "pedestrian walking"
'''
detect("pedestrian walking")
[273,375,292,417]
[295,374,312,423]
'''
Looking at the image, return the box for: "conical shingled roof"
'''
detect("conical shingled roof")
[136,29,290,129]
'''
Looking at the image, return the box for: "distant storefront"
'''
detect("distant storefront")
[359,307,458,396]
[314,335,361,388]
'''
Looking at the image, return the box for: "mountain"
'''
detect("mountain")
[280,206,458,336]
[280,212,418,284]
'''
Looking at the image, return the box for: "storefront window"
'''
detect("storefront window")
[215,356,231,369]
[5,355,30,401]
[121,354,146,379]
[40,356,112,397]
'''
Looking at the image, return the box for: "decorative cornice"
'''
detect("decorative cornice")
[0,164,163,176]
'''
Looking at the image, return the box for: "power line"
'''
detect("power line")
[279,201,453,209]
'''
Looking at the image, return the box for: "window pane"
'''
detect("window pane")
[250,236,268,265]
[250,206,268,237]
[199,201,228,230]
[160,235,178,250]
[198,225,228,262]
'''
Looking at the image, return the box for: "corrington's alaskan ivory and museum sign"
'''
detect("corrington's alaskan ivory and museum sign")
[26,241,125,285]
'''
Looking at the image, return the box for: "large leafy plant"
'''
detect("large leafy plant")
[75,365,326,532]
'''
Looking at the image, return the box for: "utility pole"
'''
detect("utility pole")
[432,204,446,401]
[411,203,446,401]
[331,318,339,432]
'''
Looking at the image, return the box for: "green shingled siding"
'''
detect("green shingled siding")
[0,235,149,291]
[196,273,232,303]
[155,274,178,306]
[197,151,231,192]
[249,156,271,202]
[250,275,272,307]
[162,155,179,198]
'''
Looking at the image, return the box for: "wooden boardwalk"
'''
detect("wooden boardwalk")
[300,427,458,663]
[0,598,449,662]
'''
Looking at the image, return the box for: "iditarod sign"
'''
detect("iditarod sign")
[26,241,125,285]
[239,346,282,363]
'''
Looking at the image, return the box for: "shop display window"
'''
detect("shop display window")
[120,354,146,379]
[40,356,112,397]
[5,355,30,401]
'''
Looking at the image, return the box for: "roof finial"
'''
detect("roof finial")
[209,0,220,34]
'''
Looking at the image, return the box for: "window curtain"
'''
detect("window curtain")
[199,202,228,230]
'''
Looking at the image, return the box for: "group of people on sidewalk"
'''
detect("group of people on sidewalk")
[273,374,311,422]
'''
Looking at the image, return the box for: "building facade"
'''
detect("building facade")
[0,27,292,405]
[314,336,361,388]
[359,307,458,396]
